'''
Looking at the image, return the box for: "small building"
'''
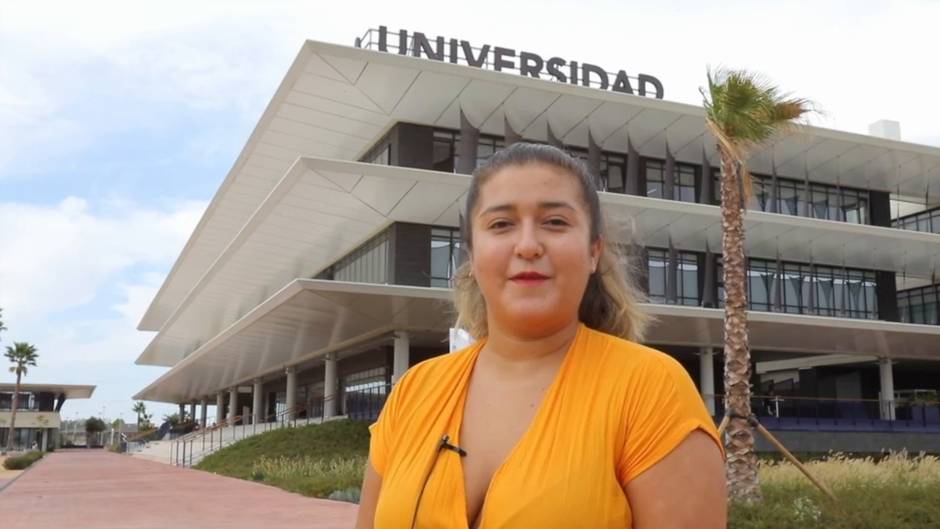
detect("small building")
[0,383,96,452]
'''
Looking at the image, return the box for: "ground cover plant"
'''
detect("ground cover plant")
[2,450,44,470]
[197,420,940,526]
[731,452,940,529]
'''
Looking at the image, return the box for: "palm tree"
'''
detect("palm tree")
[132,401,147,428]
[4,342,39,453]
[701,68,812,502]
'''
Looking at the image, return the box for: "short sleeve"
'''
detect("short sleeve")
[616,355,723,486]
[368,368,414,477]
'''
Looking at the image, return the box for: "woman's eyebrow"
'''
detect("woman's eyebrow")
[479,201,576,216]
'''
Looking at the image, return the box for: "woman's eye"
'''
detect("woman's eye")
[488,220,511,229]
[545,218,569,226]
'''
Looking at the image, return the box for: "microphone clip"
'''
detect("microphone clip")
[439,434,468,457]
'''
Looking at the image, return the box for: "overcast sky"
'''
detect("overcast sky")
[1,0,938,423]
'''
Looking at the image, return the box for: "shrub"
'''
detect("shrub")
[3,451,44,470]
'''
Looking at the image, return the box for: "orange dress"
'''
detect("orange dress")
[369,323,722,529]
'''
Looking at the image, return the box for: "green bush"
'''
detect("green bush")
[3,451,44,470]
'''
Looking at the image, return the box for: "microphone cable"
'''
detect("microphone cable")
[409,434,468,529]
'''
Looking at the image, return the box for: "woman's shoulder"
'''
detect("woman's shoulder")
[581,326,690,381]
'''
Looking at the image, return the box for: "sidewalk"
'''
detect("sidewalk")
[0,450,358,529]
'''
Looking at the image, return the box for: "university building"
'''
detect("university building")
[0,383,95,451]
[134,28,940,452]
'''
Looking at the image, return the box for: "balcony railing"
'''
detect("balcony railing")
[710,394,940,433]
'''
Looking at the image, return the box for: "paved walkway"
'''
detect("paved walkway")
[0,450,358,529]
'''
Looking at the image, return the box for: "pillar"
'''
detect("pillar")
[228,387,238,422]
[178,403,185,420]
[188,403,196,422]
[504,115,521,146]
[393,332,411,384]
[215,392,225,424]
[699,348,716,416]
[252,378,264,424]
[285,367,297,420]
[456,108,480,174]
[625,136,640,195]
[547,123,564,150]
[325,353,338,419]
[666,238,678,304]
[199,399,208,428]
[664,142,676,200]
[41,429,48,452]
[699,148,713,205]
[879,358,896,421]
[587,131,601,189]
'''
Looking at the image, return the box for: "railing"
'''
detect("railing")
[171,401,316,467]
[710,394,940,432]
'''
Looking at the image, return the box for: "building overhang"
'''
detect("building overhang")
[135,157,940,368]
[133,279,940,403]
[138,38,940,333]
[0,383,95,399]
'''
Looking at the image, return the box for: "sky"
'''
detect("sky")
[1,0,938,424]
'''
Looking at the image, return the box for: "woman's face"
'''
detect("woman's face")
[470,162,601,338]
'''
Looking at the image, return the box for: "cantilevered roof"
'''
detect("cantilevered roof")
[138,38,940,333]
[134,279,454,403]
[0,383,95,399]
[135,157,940,367]
[133,279,940,403]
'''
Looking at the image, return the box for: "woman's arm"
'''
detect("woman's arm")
[354,460,383,529]
[625,430,727,529]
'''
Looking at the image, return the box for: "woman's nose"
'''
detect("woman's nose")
[514,222,544,259]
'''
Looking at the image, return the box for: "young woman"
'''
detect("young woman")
[355,143,726,529]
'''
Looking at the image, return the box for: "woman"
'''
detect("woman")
[355,143,726,529]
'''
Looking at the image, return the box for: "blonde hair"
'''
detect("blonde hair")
[453,143,650,342]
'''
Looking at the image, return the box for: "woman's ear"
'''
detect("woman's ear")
[590,236,604,273]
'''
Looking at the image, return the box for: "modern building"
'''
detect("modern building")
[0,383,95,451]
[134,27,940,452]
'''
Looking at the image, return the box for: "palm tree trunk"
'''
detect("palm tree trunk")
[719,148,761,502]
[5,373,21,452]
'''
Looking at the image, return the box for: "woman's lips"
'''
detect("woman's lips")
[510,272,549,284]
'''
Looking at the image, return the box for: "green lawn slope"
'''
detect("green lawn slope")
[196,419,370,498]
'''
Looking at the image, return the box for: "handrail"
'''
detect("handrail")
[125,428,158,443]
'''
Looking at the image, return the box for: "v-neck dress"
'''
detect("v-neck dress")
[368,324,722,529]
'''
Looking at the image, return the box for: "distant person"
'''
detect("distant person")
[355,143,726,529]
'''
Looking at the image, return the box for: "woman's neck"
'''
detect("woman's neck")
[480,319,581,370]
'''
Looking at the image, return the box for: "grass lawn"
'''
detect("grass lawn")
[196,419,940,526]
[196,419,369,498]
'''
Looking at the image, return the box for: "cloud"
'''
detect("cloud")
[0,197,205,327]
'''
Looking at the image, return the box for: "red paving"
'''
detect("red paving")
[0,450,358,529]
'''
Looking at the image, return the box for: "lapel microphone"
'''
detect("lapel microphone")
[439,434,468,457]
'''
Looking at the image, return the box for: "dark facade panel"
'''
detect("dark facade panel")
[870,190,892,227]
[392,223,432,287]
[876,271,899,322]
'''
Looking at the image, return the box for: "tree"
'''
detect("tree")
[132,401,149,428]
[85,416,107,448]
[3,342,39,454]
[701,68,812,502]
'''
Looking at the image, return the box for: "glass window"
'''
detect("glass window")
[430,227,461,287]
[645,160,664,199]
[647,249,667,303]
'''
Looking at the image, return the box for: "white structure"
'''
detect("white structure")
[133,28,940,450]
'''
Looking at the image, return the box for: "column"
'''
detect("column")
[285,367,298,420]
[324,353,338,419]
[664,143,676,200]
[587,132,601,189]
[188,403,196,422]
[879,358,896,421]
[228,387,238,423]
[41,429,48,452]
[699,348,716,416]
[178,403,185,420]
[393,331,411,384]
[215,392,225,424]
[699,148,713,205]
[456,108,480,174]
[199,399,208,428]
[625,136,640,195]
[252,378,264,424]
